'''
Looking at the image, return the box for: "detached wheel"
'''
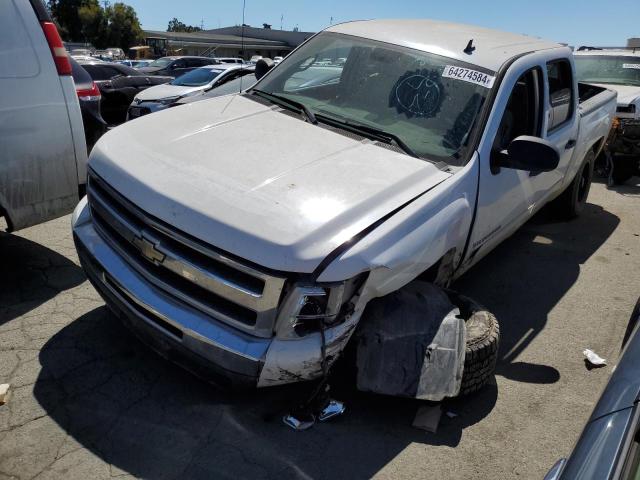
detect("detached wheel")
[555,150,594,218]
[446,291,500,396]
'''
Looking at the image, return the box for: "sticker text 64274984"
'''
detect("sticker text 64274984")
[442,65,496,88]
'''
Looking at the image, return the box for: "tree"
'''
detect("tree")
[49,0,143,50]
[104,3,144,50]
[167,17,202,33]
[48,0,100,41]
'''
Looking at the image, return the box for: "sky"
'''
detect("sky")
[121,0,638,47]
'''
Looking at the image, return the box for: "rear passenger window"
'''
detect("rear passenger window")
[0,0,39,78]
[546,60,574,132]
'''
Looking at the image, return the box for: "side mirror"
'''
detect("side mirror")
[255,58,275,81]
[494,135,560,173]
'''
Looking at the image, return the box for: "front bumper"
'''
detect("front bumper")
[126,101,169,120]
[72,200,270,389]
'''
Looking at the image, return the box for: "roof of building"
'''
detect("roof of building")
[144,30,287,47]
[204,26,315,47]
[327,19,564,71]
[574,49,640,58]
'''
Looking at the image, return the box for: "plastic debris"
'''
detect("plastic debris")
[583,349,607,367]
[318,399,346,422]
[445,411,458,419]
[283,412,315,431]
[0,384,10,405]
[412,404,442,433]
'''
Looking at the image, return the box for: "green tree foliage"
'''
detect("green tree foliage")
[48,0,143,50]
[167,17,202,33]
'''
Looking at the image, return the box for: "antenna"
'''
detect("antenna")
[280,14,283,30]
[464,39,475,54]
[240,0,246,94]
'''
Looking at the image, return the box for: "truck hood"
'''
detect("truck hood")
[593,83,640,108]
[135,83,203,101]
[90,94,450,273]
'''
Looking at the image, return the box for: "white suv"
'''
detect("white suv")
[0,0,87,231]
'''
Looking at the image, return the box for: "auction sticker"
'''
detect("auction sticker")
[442,65,496,88]
[623,63,640,69]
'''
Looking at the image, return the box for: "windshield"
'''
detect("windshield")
[147,58,173,68]
[254,32,494,165]
[170,68,222,86]
[575,56,640,87]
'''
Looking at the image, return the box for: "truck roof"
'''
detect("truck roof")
[327,19,564,72]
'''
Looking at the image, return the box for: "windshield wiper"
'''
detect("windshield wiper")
[315,114,420,159]
[252,89,317,125]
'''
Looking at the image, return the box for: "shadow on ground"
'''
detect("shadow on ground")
[32,202,619,479]
[0,232,85,326]
[455,201,619,385]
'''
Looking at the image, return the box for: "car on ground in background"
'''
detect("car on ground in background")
[106,47,125,60]
[545,297,640,480]
[71,48,92,57]
[1,0,87,231]
[92,50,113,61]
[115,59,152,68]
[136,56,219,78]
[574,48,640,184]
[74,20,616,392]
[127,64,252,119]
[77,60,172,125]
[71,54,103,63]
[273,56,284,64]
[248,55,263,65]
[174,67,257,106]
[215,57,245,64]
[69,58,108,153]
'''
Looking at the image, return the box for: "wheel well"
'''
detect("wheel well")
[591,136,606,157]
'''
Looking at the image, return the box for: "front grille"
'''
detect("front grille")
[87,171,286,338]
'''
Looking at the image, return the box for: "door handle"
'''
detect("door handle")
[565,139,577,149]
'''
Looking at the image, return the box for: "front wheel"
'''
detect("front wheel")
[554,150,594,219]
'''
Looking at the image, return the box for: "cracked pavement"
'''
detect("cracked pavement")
[1,179,640,479]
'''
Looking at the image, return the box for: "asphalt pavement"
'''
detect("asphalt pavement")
[0,178,639,479]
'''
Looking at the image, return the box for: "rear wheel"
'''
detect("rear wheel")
[555,150,594,219]
[609,156,635,185]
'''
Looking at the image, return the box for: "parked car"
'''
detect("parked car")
[544,297,640,480]
[127,64,252,119]
[174,70,257,106]
[115,59,152,68]
[273,56,284,64]
[70,58,108,152]
[73,20,616,391]
[575,48,640,184]
[215,57,245,64]
[92,50,113,61]
[106,47,125,60]
[248,55,263,65]
[1,0,87,231]
[70,48,92,56]
[137,56,218,78]
[77,60,172,125]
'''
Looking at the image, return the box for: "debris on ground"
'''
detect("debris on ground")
[0,384,10,405]
[412,404,442,433]
[583,349,607,367]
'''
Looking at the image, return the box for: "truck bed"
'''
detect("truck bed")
[578,82,617,115]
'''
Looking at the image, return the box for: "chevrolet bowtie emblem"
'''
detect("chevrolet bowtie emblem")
[132,235,165,264]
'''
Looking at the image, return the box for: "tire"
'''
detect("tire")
[610,156,635,185]
[555,150,594,218]
[446,291,500,396]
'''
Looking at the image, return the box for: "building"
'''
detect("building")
[628,38,640,49]
[141,25,315,60]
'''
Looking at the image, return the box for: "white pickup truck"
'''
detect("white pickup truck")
[72,20,616,395]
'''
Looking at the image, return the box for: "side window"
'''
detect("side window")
[0,0,39,78]
[492,68,542,153]
[546,59,574,132]
[173,60,186,69]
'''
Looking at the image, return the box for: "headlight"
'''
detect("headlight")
[158,96,181,105]
[274,275,366,340]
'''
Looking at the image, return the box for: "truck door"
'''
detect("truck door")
[543,59,580,185]
[461,53,567,270]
